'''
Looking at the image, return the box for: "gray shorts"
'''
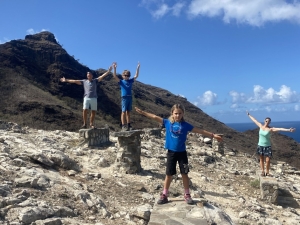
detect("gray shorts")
[83,97,97,111]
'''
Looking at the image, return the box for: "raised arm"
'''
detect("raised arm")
[133,62,140,80]
[60,77,82,85]
[270,127,296,132]
[112,62,120,82]
[246,112,262,128]
[191,127,223,142]
[97,65,112,82]
[135,107,163,124]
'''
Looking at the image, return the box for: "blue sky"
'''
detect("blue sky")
[1,0,300,123]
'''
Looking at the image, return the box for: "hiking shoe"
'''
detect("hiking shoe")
[121,125,127,132]
[157,194,168,204]
[127,125,133,131]
[184,193,194,205]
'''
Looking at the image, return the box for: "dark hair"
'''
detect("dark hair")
[265,117,271,122]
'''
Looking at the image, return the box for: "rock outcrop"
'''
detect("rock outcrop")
[0,121,300,225]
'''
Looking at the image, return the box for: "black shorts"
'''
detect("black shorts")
[166,150,189,176]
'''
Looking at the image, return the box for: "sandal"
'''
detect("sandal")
[265,173,272,177]
[261,172,265,176]
[81,124,87,129]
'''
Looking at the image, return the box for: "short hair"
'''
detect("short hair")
[168,104,185,123]
[122,70,131,76]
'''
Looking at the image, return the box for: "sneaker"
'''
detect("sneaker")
[121,125,127,132]
[157,194,168,204]
[184,193,194,205]
[127,125,133,131]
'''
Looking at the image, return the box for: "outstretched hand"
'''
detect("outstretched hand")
[214,135,223,142]
[137,61,140,69]
[60,77,66,82]
[290,127,296,132]
[135,107,143,115]
[113,62,117,69]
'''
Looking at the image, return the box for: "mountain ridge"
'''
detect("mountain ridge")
[0,31,299,169]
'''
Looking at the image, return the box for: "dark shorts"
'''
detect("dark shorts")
[121,96,132,112]
[166,150,189,176]
[257,145,272,158]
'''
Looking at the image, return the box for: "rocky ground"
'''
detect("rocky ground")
[0,120,300,225]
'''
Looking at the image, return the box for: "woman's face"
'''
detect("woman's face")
[264,118,271,125]
[172,108,184,122]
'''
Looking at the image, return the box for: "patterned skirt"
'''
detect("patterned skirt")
[256,145,272,157]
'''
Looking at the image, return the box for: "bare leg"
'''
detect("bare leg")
[82,109,88,126]
[163,175,172,190]
[260,155,265,173]
[126,111,130,124]
[265,157,271,174]
[181,174,190,190]
[90,110,96,127]
[121,112,126,125]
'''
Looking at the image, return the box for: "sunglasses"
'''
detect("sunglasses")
[123,75,130,77]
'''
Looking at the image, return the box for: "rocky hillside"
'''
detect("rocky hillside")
[0,31,299,169]
[0,122,299,225]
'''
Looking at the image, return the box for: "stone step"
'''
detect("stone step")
[148,197,233,225]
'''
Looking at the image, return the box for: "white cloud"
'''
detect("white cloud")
[229,85,299,105]
[140,0,185,19]
[195,90,218,106]
[152,3,170,19]
[229,91,247,103]
[26,28,35,35]
[172,2,185,16]
[141,0,300,26]
[0,37,11,44]
[188,0,300,26]
[26,28,48,35]
[247,85,299,103]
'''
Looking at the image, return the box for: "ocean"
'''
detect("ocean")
[226,121,300,143]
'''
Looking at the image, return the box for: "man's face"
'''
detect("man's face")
[87,72,93,80]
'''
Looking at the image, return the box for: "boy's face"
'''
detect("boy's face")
[122,72,130,80]
[172,109,184,122]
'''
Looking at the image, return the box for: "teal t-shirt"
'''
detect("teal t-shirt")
[258,128,271,146]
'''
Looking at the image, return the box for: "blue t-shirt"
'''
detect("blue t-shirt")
[163,119,194,152]
[119,79,134,96]
[80,79,98,98]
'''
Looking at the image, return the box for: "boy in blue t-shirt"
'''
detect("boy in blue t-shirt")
[113,62,140,131]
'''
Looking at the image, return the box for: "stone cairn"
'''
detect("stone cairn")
[112,130,145,174]
[259,176,279,204]
[79,128,109,147]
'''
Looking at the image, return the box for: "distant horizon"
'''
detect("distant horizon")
[226,120,300,124]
